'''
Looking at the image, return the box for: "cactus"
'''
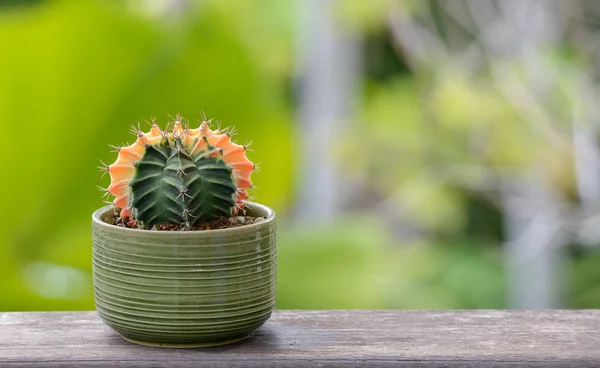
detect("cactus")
[101,115,254,228]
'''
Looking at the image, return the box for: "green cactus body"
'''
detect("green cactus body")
[105,117,254,227]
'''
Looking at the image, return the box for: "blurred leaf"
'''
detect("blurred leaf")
[385,241,505,309]
[276,216,391,309]
[393,173,466,233]
[276,216,504,309]
[334,0,395,33]
[570,248,600,308]
[430,75,502,129]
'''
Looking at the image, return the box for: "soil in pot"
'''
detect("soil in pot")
[100,206,265,231]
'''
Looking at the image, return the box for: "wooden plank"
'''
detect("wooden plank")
[1,310,600,367]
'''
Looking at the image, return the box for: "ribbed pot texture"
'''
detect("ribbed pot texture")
[91,203,276,347]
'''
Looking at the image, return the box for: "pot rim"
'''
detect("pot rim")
[92,201,275,238]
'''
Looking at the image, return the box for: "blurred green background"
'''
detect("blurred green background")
[2,0,600,311]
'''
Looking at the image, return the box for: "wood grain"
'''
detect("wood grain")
[2,310,600,367]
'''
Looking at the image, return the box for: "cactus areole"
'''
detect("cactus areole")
[102,115,254,229]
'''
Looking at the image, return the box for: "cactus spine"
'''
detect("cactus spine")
[103,115,254,227]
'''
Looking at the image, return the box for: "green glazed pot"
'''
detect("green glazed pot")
[91,202,276,348]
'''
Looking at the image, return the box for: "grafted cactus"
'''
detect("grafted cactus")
[102,115,254,227]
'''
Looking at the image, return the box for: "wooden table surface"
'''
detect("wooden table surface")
[2,310,600,367]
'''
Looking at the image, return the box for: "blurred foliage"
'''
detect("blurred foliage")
[0,0,293,310]
[570,247,600,308]
[276,216,504,309]
[276,216,391,309]
[1,0,598,312]
[336,1,597,309]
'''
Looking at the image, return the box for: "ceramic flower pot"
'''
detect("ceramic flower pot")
[91,202,276,348]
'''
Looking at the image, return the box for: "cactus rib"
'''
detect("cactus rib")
[104,117,254,227]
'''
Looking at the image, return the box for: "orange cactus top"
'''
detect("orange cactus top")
[105,117,254,220]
